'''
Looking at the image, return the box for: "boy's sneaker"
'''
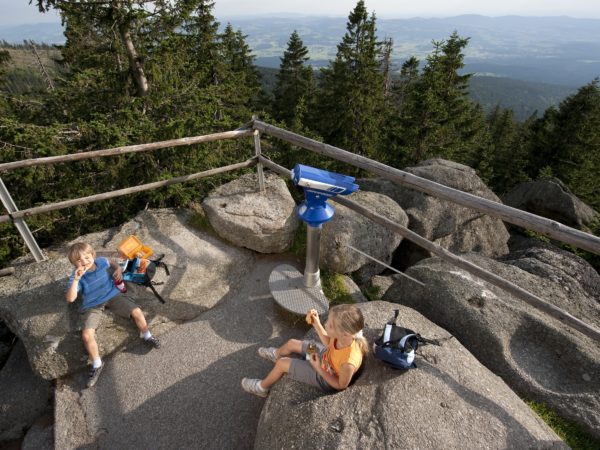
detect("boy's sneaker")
[241,378,268,398]
[87,363,104,388]
[145,335,161,349]
[258,347,278,363]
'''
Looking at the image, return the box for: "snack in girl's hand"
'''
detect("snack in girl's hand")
[305,309,317,325]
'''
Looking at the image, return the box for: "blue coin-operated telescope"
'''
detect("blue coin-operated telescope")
[291,164,358,287]
[291,164,358,227]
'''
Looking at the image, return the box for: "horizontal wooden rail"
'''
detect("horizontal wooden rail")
[0,267,15,277]
[0,158,256,223]
[0,129,254,173]
[253,120,600,256]
[258,155,600,343]
[333,196,600,343]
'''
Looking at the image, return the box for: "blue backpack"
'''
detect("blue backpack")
[122,255,169,303]
[373,309,447,369]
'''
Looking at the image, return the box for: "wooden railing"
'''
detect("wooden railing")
[252,121,600,343]
[252,120,600,256]
[1,118,599,342]
[0,127,258,262]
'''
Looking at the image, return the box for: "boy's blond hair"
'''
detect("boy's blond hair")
[329,304,368,355]
[67,242,95,264]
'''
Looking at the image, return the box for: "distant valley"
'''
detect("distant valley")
[226,14,600,86]
[1,14,595,119]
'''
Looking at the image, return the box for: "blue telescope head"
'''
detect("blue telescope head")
[291,164,359,227]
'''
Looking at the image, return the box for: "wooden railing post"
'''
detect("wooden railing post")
[252,116,266,192]
[0,177,46,262]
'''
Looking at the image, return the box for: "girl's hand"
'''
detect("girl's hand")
[308,352,320,371]
[306,309,319,326]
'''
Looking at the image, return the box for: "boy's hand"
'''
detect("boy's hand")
[113,266,123,281]
[305,309,319,326]
[74,266,87,280]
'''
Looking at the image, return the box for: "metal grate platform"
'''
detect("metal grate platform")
[269,264,329,316]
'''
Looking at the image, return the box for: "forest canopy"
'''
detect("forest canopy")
[0,0,598,268]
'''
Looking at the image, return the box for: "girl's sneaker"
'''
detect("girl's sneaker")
[241,378,268,398]
[257,347,278,363]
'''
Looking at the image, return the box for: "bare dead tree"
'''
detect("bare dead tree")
[28,40,55,90]
[380,37,393,96]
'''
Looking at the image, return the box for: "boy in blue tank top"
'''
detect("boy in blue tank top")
[66,242,161,387]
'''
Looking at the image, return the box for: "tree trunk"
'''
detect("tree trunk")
[119,23,149,97]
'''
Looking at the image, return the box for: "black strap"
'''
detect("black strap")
[158,262,170,276]
[381,333,419,351]
[151,254,170,276]
[417,335,453,347]
[147,281,166,304]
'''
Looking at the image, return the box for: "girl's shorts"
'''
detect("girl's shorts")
[288,340,336,393]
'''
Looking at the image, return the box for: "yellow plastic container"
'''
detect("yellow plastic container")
[117,235,153,259]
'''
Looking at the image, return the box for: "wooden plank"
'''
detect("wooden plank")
[0,159,256,223]
[253,130,265,192]
[0,129,254,173]
[0,177,46,261]
[260,155,600,342]
[0,267,15,277]
[253,120,600,256]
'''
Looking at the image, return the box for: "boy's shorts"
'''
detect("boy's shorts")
[80,293,139,330]
[288,340,336,393]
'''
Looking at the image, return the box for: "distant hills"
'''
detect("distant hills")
[1,15,599,86]
[258,66,575,121]
[467,76,575,120]
[229,15,600,87]
[1,15,594,119]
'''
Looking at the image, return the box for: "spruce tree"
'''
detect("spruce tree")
[529,79,600,208]
[0,49,10,114]
[391,32,487,165]
[272,31,315,127]
[217,23,262,117]
[313,0,385,159]
[483,106,530,193]
[178,0,221,86]
[380,56,420,168]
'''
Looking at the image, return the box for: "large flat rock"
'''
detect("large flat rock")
[384,251,600,439]
[0,341,52,441]
[0,208,254,380]
[255,301,565,449]
[54,255,306,449]
[203,172,300,253]
[360,158,510,269]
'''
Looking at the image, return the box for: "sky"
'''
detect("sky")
[1,0,599,26]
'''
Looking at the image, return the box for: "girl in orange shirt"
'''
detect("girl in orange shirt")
[242,304,368,397]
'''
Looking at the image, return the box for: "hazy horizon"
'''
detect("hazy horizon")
[1,0,600,26]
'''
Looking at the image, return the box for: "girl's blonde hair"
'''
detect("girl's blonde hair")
[329,304,368,355]
[67,242,95,264]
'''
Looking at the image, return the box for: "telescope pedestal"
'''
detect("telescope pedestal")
[269,264,329,317]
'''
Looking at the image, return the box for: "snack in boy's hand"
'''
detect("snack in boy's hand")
[307,342,317,355]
